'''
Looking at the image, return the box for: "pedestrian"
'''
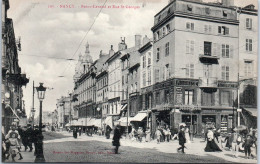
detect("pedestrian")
[112,125,121,154]
[224,133,232,149]
[177,126,186,153]
[165,128,171,142]
[8,133,23,161]
[137,127,143,142]
[171,128,179,140]
[244,134,254,159]
[204,128,222,152]
[73,128,78,139]
[106,125,111,139]
[156,128,162,144]
[79,128,82,136]
[26,125,34,152]
[32,126,40,156]
[184,127,190,144]
[145,128,151,142]
[231,130,239,158]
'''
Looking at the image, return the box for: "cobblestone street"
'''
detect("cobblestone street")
[40,131,256,163]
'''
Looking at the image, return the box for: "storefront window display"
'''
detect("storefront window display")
[202,115,216,129]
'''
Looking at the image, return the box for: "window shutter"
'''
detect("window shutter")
[186,64,189,77]
[209,25,212,33]
[246,18,249,28]
[191,40,194,55]
[199,42,203,55]
[212,43,217,56]
[186,40,190,53]
[190,64,194,78]
[191,23,194,30]
[218,26,221,34]
[226,27,229,35]
[249,39,252,51]
[230,45,233,58]
[222,44,225,57]
[216,44,221,58]
[204,25,208,33]
[221,66,225,80]
[250,18,252,29]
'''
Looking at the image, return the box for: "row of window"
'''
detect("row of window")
[77,77,95,92]
[156,42,170,61]
[97,77,108,90]
[142,52,152,68]
[154,89,231,106]
[154,23,171,41]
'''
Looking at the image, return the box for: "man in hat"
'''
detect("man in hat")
[26,125,33,152]
[244,134,254,159]
[177,126,186,153]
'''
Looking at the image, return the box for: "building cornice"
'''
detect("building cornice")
[138,42,153,53]
[152,11,239,32]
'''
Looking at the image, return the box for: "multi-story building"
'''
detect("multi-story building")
[2,0,29,134]
[73,43,94,127]
[148,0,239,135]
[42,111,52,126]
[51,109,58,130]
[139,36,154,129]
[56,96,71,128]
[237,4,258,128]
[106,38,128,127]
[96,49,111,121]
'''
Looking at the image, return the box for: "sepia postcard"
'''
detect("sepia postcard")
[1,0,258,163]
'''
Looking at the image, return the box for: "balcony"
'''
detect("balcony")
[199,77,218,92]
[199,54,219,64]
[2,56,9,71]
[129,91,139,97]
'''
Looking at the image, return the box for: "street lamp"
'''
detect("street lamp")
[35,82,46,162]
[97,107,102,132]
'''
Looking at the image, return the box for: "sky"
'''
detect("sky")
[7,0,258,117]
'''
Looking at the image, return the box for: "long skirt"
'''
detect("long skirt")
[205,140,222,152]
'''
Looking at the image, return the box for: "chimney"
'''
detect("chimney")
[221,0,234,7]
[109,45,114,57]
[99,50,103,58]
[135,35,142,48]
[118,37,127,51]
[142,35,150,45]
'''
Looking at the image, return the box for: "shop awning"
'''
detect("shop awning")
[104,116,113,128]
[130,112,147,122]
[243,108,257,117]
[116,117,134,126]
[87,118,96,126]
[65,123,70,127]
[121,104,127,111]
[93,119,102,128]
[5,104,20,120]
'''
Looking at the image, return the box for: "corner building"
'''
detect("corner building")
[149,0,239,136]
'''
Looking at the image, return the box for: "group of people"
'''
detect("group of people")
[204,127,257,159]
[2,125,39,162]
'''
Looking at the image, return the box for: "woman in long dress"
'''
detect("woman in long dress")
[185,127,190,143]
[204,129,222,152]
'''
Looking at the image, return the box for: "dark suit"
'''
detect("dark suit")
[178,130,186,153]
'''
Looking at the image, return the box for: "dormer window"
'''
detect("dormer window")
[187,5,192,11]
[158,15,161,22]
[205,7,210,14]
[223,10,227,17]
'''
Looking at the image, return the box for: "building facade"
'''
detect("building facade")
[2,0,29,134]
[56,96,71,128]
[148,0,240,135]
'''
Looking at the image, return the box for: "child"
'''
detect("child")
[9,134,23,162]
[156,128,162,144]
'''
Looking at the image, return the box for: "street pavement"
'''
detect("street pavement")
[6,131,257,163]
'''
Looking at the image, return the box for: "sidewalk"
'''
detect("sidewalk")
[4,146,35,163]
[55,131,257,163]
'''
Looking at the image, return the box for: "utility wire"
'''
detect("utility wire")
[59,0,108,77]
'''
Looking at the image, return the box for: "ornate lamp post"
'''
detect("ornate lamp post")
[35,83,46,162]
[97,107,102,132]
